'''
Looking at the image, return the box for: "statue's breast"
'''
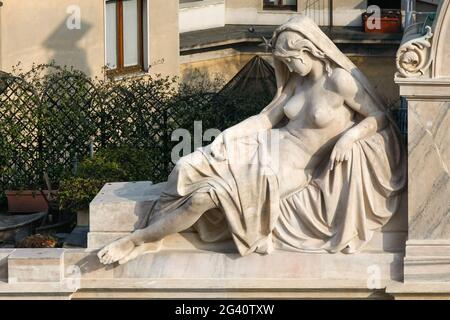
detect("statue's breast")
[309,103,335,128]
[283,82,349,129]
[308,87,348,128]
[283,92,306,120]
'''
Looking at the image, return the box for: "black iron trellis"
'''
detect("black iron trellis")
[0,68,273,197]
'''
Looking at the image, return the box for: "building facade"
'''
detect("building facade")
[179,0,407,33]
[179,0,439,103]
[0,0,179,79]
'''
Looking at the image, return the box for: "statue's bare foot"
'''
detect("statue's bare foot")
[117,240,162,265]
[98,236,135,265]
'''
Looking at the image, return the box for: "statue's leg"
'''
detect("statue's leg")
[133,191,216,243]
[98,191,216,265]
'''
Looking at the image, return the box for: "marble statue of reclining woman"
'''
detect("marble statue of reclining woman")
[98,16,406,265]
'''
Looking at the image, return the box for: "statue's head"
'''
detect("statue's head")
[273,31,332,77]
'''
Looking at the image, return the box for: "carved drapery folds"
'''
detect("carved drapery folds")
[396,26,434,78]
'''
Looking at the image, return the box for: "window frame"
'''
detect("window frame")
[106,0,145,77]
[262,0,298,11]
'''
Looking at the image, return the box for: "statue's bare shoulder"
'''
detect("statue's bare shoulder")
[329,67,358,100]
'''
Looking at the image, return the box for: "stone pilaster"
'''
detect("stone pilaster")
[390,0,450,298]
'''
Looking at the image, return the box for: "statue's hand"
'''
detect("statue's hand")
[330,136,354,171]
[210,131,227,161]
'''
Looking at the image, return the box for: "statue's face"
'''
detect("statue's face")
[274,31,314,76]
[279,53,312,76]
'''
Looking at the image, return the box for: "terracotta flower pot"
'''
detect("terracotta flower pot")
[5,190,51,213]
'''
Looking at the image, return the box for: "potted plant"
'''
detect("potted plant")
[5,189,51,214]
[4,171,58,214]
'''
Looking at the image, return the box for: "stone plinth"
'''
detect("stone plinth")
[88,181,166,247]
[0,247,404,299]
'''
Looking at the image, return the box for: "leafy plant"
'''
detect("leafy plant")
[95,146,157,182]
[57,146,161,211]
[58,177,105,211]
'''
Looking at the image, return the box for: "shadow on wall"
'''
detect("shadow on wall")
[180,55,258,87]
[181,68,226,89]
[43,19,92,75]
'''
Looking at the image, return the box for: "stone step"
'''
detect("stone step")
[0,247,403,298]
[7,249,64,283]
[2,248,404,283]
[63,249,403,284]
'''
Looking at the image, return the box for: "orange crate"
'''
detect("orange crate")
[363,11,402,34]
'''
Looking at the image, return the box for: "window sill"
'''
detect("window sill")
[106,67,148,80]
[111,71,148,81]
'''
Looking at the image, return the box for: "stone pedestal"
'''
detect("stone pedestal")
[0,246,405,299]
[393,84,450,289]
[88,181,166,248]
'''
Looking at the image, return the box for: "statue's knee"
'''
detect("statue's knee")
[191,192,213,208]
[176,151,203,169]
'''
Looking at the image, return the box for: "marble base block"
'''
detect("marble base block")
[88,182,166,248]
[403,240,450,282]
[0,247,406,299]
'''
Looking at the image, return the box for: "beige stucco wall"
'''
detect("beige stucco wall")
[147,0,180,77]
[0,0,105,77]
[181,53,256,84]
[180,53,399,103]
[0,0,179,79]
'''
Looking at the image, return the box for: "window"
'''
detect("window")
[105,0,147,75]
[263,0,297,11]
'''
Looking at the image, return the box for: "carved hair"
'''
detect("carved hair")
[273,31,333,76]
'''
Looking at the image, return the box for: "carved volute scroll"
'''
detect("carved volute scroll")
[396,26,434,78]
